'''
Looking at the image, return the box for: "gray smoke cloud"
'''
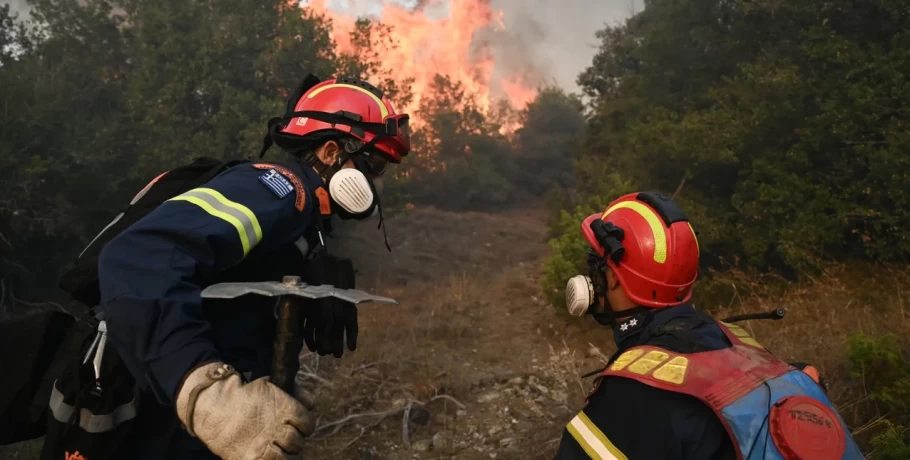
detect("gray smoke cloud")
[1,0,31,19]
[322,0,643,94]
[485,0,643,94]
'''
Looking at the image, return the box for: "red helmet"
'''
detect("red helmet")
[280,77,410,163]
[581,192,700,308]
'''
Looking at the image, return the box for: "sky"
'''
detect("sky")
[2,0,644,93]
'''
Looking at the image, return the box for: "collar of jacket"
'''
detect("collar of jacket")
[611,304,698,353]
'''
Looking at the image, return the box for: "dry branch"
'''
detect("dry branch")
[402,401,414,446]
[349,362,378,376]
[313,395,467,440]
[298,372,334,387]
[671,175,687,200]
[427,394,466,410]
[334,427,366,455]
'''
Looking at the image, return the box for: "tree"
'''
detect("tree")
[568,0,910,272]
[0,0,343,306]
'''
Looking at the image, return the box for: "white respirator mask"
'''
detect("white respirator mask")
[565,275,595,317]
[328,168,377,220]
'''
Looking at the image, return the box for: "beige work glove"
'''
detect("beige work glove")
[176,362,316,460]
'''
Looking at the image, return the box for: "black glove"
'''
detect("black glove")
[301,254,358,358]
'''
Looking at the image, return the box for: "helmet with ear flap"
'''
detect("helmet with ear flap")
[581,192,700,308]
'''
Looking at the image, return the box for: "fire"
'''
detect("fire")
[302,0,538,117]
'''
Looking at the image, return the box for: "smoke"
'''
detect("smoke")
[483,0,643,94]
[1,0,31,19]
[321,0,642,94]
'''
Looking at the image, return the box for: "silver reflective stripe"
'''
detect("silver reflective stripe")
[49,382,138,433]
[171,189,262,254]
[77,212,124,259]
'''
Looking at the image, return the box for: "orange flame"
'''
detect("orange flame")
[303,0,538,117]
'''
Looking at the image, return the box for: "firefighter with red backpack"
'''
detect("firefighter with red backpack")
[37,75,412,460]
[555,192,864,460]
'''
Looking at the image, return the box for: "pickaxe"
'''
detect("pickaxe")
[200,276,398,393]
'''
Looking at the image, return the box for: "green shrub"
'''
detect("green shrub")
[542,207,595,306]
[847,332,910,420]
[871,422,910,460]
[541,169,637,307]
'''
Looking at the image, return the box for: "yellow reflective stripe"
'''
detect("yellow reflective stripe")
[688,222,699,256]
[566,412,628,460]
[167,188,263,257]
[602,201,667,263]
[193,188,263,244]
[307,83,389,118]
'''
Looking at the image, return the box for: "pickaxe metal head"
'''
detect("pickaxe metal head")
[200,276,398,305]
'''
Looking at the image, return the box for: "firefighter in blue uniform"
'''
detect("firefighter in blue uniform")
[97,76,411,460]
[555,193,864,460]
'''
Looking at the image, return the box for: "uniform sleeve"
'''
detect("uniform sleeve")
[553,377,736,460]
[98,164,314,404]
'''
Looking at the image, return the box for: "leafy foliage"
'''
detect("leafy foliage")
[546,0,910,302]
[871,421,910,460]
[0,0,369,304]
[392,77,585,211]
[846,332,910,455]
[0,0,584,308]
[847,333,910,419]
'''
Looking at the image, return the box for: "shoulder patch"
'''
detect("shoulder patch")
[259,169,293,198]
[252,164,306,212]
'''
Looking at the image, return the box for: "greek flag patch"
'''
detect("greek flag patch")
[259,169,294,198]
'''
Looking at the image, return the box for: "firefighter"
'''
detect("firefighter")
[555,192,863,460]
[96,76,411,460]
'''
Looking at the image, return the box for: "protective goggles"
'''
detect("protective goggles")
[281,110,410,157]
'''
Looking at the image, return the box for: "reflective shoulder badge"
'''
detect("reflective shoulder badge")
[252,164,306,211]
[259,169,294,199]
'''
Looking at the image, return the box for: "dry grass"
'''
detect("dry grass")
[305,209,910,458]
[3,207,908,459]
[702,264,910,446]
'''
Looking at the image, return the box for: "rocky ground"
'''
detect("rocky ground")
[300,207,612,459]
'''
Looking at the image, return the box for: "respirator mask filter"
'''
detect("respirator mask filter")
[565,275,594,317]
[328,168,376,219]
[565,249,610,318]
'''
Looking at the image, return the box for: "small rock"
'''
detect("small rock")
[488,425,503,436]
[551,390,568,403]
[529,376,539,385]
[412,439,433,452]
[477,391,501,403]
[456,409,467,418]
[433,432,450,450]
[508,376,524,385]
[534,384,550,395]
[511,418,519,424]
[489,454,497,459]
[500,437,515,447]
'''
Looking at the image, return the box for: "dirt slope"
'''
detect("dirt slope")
[305,207,606,460]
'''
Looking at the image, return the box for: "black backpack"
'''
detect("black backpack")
[59,156,247,309]
[27,157,245,458]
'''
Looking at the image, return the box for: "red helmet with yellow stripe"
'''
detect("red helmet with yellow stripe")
[581,192,700,308]
[279,77,410,164]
